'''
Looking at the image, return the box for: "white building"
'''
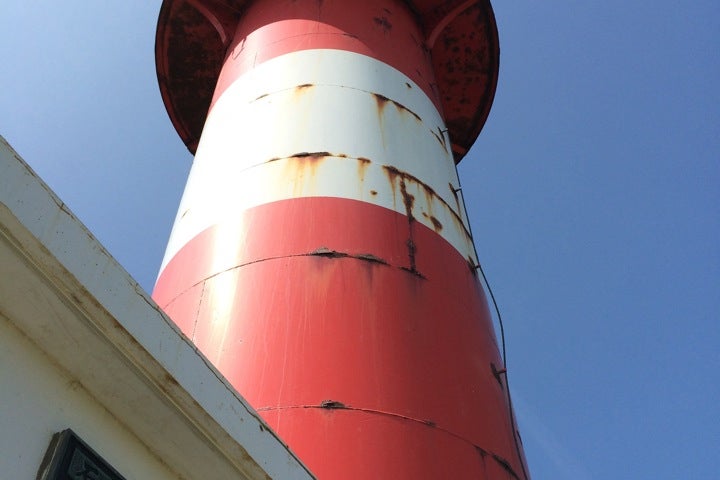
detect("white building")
[0,135,315,479]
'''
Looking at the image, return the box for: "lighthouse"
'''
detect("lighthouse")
[152,0,529,478]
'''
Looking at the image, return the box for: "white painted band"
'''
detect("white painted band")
[159,49,474,273]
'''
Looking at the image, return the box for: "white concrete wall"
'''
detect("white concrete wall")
[0,317,178,479]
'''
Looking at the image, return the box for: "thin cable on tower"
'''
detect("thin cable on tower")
[452,159,529,480]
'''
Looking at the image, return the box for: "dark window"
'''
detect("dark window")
[37,429,126,480]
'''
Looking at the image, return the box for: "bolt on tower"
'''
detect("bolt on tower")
[153,0,529,478]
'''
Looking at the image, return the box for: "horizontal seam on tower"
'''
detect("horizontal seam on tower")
[258,404,520,479]
[161,249,423,309]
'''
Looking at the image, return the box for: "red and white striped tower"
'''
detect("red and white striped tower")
[153,1,529,478]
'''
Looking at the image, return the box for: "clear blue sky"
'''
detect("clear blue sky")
[2,2,718,478]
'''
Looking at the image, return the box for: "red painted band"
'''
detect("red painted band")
[210,0,442,113]
[153,197,524,475]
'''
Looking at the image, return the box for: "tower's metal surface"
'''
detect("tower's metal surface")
[153,1,529,478]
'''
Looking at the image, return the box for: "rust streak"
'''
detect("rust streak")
[399,179,416,222]
[384,165,473,241]
[383,165,416,221]
[373,92,391,112]
[393,99,422,122]
[372,93,422,122]
[357,156,371,182]
[405,238,417,272]
[286,152,329,188]
[384,165,437,201]
[383,165,418,275]
[293,83,314,100]
[422,212,443,232]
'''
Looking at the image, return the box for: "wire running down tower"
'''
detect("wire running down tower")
[153,0,529,477]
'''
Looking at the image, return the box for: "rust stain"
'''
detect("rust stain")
[292,151,331,158]
[405,238,417,272]
[396,99,422,122]
[284,152,330,194]
[385,165,473,241]
[370,189,378,196]
[288,151,330,180]
[399,179,416,222]
[293,83,314,100]
[382,165,415,220]
[384,165,438,204]
[357,156,371,182]
[422,212,443,232]
[383,165,418,275]
[373,92,391,113]
[371,93,422,122]
[266,151,334,166]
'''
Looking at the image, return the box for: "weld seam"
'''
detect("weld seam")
[257,404,520,478]
[162,250,400,308]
